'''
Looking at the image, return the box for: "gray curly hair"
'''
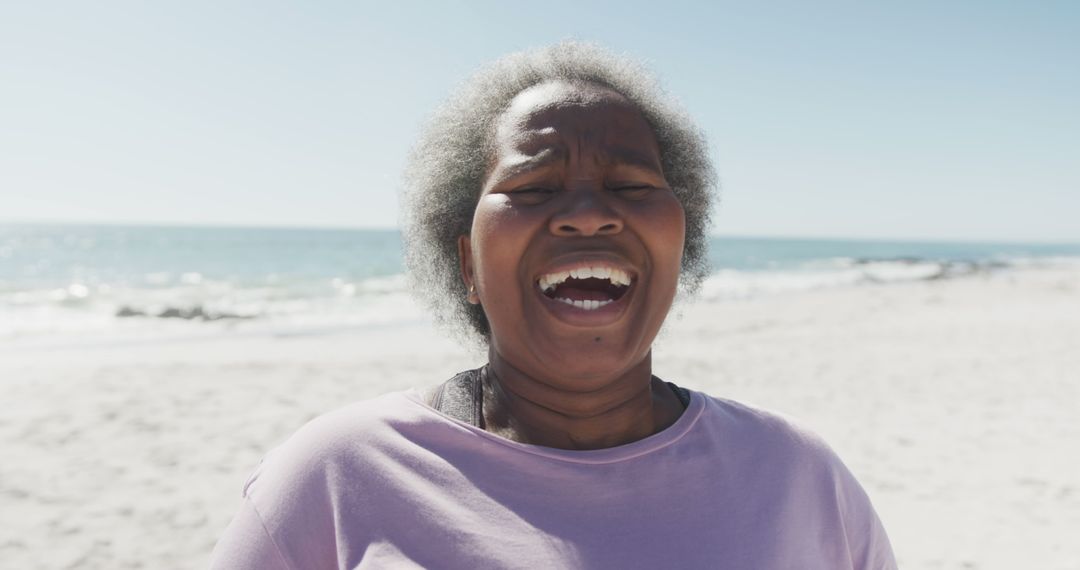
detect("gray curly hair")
[401,41,717,342]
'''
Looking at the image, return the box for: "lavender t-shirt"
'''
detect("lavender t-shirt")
[211,389,896,569]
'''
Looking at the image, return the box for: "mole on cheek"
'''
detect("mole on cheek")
[594,337,601,343]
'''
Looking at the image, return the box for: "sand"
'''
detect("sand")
[2,266,1078,569]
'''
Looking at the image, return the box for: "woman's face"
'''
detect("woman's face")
[460,80,686,387]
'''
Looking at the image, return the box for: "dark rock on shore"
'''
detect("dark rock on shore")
[114,305,255,321]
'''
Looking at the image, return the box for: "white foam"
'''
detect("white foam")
[693,256,1044,303]
[0,273,422,348]
[5,255,1080,348]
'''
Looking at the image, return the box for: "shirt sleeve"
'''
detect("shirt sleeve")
[834,463,898,570]
[209,498,294,570]
[850,495,898,570]
[210,413,351,570]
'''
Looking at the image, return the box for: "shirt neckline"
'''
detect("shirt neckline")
[402,387,707,464]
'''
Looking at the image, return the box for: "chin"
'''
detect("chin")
[533,337,649,387]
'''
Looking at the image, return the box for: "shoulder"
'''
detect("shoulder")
[242,390,425,497]
[239,390,436,524]
[696,393,870,496]
[694,393,897,569]
[696,394,845,469]
[231,390,434,567]
[214,392,429,570]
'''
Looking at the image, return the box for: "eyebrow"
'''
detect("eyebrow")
[492,149,561,180]
[493,143,662,182]
[604,150,664,172]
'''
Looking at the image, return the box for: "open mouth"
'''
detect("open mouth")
[536,265,634,311]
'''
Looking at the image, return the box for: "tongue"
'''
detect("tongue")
[551,277,617,302]
[552,284,614,302]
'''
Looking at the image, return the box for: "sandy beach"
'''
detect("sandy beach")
[2,265,1078,569]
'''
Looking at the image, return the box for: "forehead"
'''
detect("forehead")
[493,81,659,154]
[490,79,656,173]
[502,81,631,119]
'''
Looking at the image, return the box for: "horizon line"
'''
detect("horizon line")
[1,218,1078,247]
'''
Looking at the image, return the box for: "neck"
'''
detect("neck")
[481,349,684,450]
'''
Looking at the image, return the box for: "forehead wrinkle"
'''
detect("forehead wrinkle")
[491,94,663,180]
[529,115,661,173]
[509,128,563,154]
[490,148,562,181]
[512,121,658,167]
[602,147,663,172]
[495,139,661,181]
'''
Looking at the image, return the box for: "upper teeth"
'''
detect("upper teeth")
[538,266,632,292]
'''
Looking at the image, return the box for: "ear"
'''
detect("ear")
[457,235,480,305]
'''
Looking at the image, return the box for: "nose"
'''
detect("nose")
[548,187,624,237]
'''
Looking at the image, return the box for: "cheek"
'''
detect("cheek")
[470,195,540,284]
[638,195,687,275]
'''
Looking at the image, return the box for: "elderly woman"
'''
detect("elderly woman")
[211,43,896,569]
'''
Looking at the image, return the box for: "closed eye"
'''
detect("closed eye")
[506,187,556,204]
[610,185,655,200]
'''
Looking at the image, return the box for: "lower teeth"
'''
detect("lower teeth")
[555,298,612,310]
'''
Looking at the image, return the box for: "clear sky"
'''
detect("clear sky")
[2,1,1077,241]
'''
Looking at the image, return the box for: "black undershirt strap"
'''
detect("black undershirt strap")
[428,367,483,427]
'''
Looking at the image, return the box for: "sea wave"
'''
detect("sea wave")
[0,273,419,344]
[696,256,1057,301]
[2,256,1078,347]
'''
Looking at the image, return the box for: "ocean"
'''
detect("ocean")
[2,223,1078,347]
